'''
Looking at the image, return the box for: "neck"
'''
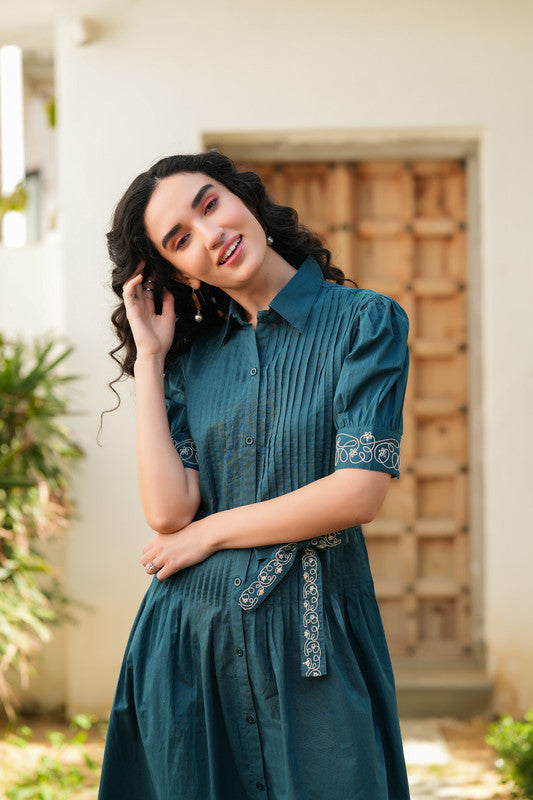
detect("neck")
[226,250,296,328]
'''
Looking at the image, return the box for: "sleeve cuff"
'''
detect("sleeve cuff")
[172,436,199,471]
[335,429,401,478]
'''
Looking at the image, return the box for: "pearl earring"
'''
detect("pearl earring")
[192,289,203,323]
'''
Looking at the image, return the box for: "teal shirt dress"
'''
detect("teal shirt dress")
[98,257,411,800]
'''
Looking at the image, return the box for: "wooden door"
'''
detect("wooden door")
[250,159,471,663]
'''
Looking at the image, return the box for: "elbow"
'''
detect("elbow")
[145,507,196,534]
[351,500,381,525]
[357,507,378,525]
[336,470,391,526]
[346,495,387,526]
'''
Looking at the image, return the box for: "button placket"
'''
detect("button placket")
[222,323,268,797]
[228,550,268,798]
[236,327,260,508]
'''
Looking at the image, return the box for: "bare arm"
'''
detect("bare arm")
[134,354,200,531]
[212,468,389,547]
[123,269,201,530]
[141,468,391,580]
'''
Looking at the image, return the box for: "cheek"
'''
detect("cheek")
[245,214,267,242]
[181,249,212,276]
[230,198,260,230]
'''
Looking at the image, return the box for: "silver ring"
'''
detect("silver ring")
[142,286,154,293]
[148,561,156,572]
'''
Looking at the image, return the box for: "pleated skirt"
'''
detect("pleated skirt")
[98,529,410,800]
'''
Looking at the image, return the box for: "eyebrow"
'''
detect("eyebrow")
[161,183,215,250]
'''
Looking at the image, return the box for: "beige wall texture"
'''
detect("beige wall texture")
[10,0,533,716]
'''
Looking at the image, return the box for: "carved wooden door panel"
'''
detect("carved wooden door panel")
[251,159,471,662]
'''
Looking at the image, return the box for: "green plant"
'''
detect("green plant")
[0,337,83,717]
[4,713,101,799]
[44,97,56,128]
[0,183,28,218]
[487,709,533,798]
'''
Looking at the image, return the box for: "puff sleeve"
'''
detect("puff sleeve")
[163,356,199,471]
[333,293,409,478]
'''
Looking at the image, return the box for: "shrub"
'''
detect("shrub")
[487,709,533,798]
[4,713,101,799]
[0,336,83,717]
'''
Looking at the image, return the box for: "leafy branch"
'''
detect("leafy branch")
[0,336,83,717]
[0,184,27,218]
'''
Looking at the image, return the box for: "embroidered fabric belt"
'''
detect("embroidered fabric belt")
[235,533,344,678]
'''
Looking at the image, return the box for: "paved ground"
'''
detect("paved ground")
[402,719,510,800]
[1,716,511,799]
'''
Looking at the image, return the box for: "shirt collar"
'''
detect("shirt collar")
[221,257,324,344]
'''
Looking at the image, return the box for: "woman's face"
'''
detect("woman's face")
[144,172,269,292]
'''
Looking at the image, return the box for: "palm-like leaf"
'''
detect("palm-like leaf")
[0,336,83,717]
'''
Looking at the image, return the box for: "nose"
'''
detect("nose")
[205,225,225,250]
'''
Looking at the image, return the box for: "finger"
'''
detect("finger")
[142,532,165,558]
[124,274,143,295]
[161,287,176,318]
[144,557,160,575]
[141,281,156,310]
[141,547,157,565]
[156,561,177,581]
[130,261,146,281]
[141,534,163,558]
[123,272,144,303]
[123,261,146,296]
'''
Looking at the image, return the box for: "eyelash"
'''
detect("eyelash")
[174,196,218,250]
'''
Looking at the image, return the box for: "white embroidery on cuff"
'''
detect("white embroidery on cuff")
[335,431,400,472]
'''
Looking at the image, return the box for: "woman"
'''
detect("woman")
[99,152,410,800]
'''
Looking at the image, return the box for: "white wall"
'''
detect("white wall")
[50,0,533,716]
[0,237,63,336]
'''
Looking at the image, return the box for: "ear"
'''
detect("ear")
[171,272,201,291]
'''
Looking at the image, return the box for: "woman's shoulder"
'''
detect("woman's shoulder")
[321,281,408,324]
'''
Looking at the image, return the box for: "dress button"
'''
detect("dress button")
[245,714,256,724]
[250,367,258,376]
[233,577,242,587]
[256,782,265,791]
[245,436,255,446]
[235,648,244,657]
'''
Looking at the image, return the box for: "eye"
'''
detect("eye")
[175,234,190,251]
[204,197,218,213]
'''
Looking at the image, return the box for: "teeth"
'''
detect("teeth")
[219,236,241,264]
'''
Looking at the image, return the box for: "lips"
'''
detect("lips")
[217,235,243,265]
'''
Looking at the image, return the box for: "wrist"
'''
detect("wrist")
[134,353,165,374]
[205,511,229,552]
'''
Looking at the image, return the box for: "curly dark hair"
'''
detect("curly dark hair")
[107,151,348,381]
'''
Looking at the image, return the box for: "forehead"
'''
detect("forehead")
[144,172,222,237]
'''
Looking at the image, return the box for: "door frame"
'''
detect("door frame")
[203,128,485,668]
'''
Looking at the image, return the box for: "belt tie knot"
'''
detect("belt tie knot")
[235,533,344,677]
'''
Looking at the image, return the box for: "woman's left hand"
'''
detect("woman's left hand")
[141,519,217,580]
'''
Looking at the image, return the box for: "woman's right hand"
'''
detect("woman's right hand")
[123,263,176,362]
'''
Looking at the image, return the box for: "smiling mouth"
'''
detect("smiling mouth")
[218,235,242,265]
